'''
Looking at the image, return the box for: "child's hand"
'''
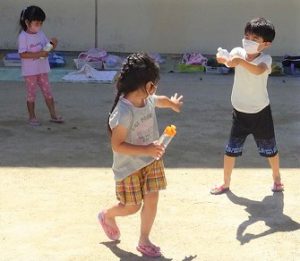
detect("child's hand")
[226,57,242,67]
[218,56,242,68]
[50,38,58,49]
[231,57,242,64]
[216,57,228,65]
[170,93,183,113]
[146,142,165,159]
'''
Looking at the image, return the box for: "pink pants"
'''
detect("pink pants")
[24,73,53,102]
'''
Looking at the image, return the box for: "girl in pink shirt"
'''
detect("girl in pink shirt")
[18,6,63,126]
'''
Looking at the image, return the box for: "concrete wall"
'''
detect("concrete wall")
[0,0,95,51]
[1,0,299,55]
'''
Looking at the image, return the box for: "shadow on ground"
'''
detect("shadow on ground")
[226,191,300,245]
[0,75,299,168]
[100,240,197,261]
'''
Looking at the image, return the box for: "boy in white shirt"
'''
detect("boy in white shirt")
[211,17,283,194]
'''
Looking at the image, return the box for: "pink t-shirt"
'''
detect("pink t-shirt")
[18,30,50,76]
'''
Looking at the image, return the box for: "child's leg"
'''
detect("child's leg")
[211,155,236,194]
[100,170,144,238]
[139,191,159,246]
[253,106,282,189]
[223,155,236,188]
[137,160,166,255]
[26,101,36,119]
[37,74,60,120]
[211,124,246,194]
[213,109,247,192]
[45,98,57,119]
[267,153,281,183]
[24,76,38,120]
[104,203,141,234]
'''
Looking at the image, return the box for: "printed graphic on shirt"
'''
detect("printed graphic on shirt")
[29,42,43,53]
[133,113,154,145]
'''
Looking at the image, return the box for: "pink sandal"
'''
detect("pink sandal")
[210,185,230,195]
[136,244,162,257]
[272,182,284,192]
[98,211,120,241]
[28,118,41,126]
[50,116,64,124]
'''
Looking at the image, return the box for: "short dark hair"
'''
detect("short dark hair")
[244,17,275,42]
[19,6,46,31]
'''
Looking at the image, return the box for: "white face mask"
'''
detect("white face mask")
[29,25,41,33]
[242,38,260,54]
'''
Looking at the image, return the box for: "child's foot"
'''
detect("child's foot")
[137,239,161,257]
[272,182,284,192]
[210,184,230,195]
[98,211,120,241]
[28,118,41,126]
[50,116,64,123]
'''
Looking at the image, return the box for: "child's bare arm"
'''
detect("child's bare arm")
[216,57,240,68]
[217,56,269,75]
[232,58,269,75]
[111,125,165,158]
[156,93,183,112]
[20,51,48,59]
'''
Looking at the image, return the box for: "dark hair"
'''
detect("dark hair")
[19,6,46,32]
[107,52,160,134]
[244,17,275,42]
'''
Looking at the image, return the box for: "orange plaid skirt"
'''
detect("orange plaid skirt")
[116,159,166,205]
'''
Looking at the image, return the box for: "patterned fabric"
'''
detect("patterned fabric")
[225,105,278,157]
[115,159,166,205]
[255,138,278,157]
[24,73,53,102]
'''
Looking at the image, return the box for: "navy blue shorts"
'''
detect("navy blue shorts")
[225,105,278,157]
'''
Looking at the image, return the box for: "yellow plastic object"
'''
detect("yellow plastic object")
[164,125,177,137]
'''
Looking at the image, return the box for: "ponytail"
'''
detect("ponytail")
[19,8,27,32]
[107,90,122,135]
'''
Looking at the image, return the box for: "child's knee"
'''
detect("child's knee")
[144,192,159,206]
[27,94,36,102]
[121,203,141,214]
[42,89,53,100]
[145,191,159,201]
[40,80,53,100]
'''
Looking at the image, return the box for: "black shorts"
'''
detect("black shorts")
[225,105,278,157]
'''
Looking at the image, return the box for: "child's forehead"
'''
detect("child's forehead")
[29,20,43,24]
[245,32,262,39]
[244,32,264,41]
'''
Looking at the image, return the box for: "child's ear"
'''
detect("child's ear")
[145,81,153,91]
[264,42,272,48]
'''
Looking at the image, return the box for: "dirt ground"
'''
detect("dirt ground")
[0,73,299,261]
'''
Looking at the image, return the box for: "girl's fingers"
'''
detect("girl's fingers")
[157,151,164,158]
[172,93,183,102]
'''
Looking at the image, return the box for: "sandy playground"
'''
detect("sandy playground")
[0,73,299,260]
